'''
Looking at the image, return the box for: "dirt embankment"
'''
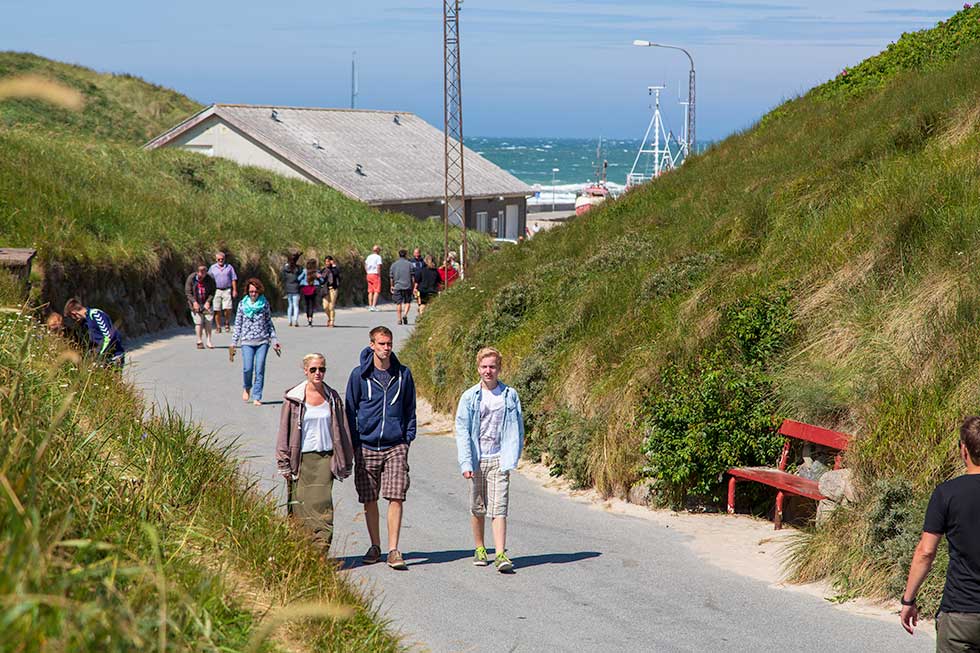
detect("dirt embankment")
[41,253,386,338]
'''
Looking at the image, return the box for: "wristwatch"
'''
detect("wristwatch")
[900,596,916,606]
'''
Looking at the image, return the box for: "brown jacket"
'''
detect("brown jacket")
[276,381,354,480]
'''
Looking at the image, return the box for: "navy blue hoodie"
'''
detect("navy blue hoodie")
[345,347,417,450]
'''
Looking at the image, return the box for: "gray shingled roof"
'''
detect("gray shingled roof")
[146,104,532,204]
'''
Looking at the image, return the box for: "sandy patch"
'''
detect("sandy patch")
[416,397,454,435]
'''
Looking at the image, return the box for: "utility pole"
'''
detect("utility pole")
[350,51,358,109]
[443,0,467,275]
[633,40,695,157]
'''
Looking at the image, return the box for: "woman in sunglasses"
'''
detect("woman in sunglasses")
[275,353,354,554]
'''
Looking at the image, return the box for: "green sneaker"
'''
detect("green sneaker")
[473,546,489,566]
[494,551,513,573]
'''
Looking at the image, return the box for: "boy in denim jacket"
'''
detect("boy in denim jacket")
[454,347,524,572]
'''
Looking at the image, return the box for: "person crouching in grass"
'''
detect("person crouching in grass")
[454,347,525,572]
[63,298,125,369]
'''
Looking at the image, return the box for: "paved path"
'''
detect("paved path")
[128,306,932,653]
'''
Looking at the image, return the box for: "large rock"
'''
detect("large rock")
[818,468,854,504]
[816,499,838,527]
[628,480,657,506]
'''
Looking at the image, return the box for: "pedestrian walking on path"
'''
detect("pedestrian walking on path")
[184,263,216,349]
[390,249,414,326]
[345,326,417,570]
[282,252,302,327]
[409,248,424,312]
[901,416,980,649]
[276,352,355,554]
[208,251,238,333]
[454,347,525,573]
[365,245,383,311]
[230,278,280,406]
[319,255,341,327]
[416,255,441,316]
[298,258,321,327]
[63,298,126,368]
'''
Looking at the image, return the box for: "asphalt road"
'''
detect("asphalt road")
[127,305,933,653]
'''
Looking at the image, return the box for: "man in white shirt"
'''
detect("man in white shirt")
[365,245,383,312]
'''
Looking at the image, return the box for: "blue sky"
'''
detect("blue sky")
[0,1,957,139]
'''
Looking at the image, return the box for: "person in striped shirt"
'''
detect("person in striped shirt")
[64,298,125,368]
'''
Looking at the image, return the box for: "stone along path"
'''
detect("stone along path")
[128,306,932,653]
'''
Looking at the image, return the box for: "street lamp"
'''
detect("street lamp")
[551,167,560,212]
[633,39,695,157]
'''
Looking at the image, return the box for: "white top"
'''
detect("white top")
[479,384,505,458]
[301,400,333,453]
[365,253,383,274]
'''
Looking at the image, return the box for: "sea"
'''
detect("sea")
[469,136,637,209]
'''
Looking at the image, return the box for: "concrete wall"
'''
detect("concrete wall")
[376,196,527,240]
[168,117,319,183]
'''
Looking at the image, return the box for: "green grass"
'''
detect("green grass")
[0,127,477,269]
[0,54,488,332]
[0,51,203,143]
[0,310,401,651]
[403,5,980,609]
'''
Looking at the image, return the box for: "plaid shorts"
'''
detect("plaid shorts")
[470,457,510,518]
[355,443,410,502]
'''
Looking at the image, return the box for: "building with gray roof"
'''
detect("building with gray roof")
[145,104,531,239]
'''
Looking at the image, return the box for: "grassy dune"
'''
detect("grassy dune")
[0,309,400,651]
[0,52,202,143]
[403,6,980,609]
[0,52,483,333]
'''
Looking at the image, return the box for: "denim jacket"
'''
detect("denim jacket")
[454,382,524,473]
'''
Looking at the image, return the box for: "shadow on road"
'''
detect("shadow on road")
[332,549,603,571]
[512,551,601,568]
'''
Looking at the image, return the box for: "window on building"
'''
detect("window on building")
[476,211,488,233]
[182,144,214,156]
[496,210,505,237]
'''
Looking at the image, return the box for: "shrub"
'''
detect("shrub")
[640,291,795,503]
[464,281,535,354]
[540,409,595,489]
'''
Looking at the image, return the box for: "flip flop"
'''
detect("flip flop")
[196,342,204,349]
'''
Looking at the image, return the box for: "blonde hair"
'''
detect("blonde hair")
[476,347,502,367]
[302,352,326,370]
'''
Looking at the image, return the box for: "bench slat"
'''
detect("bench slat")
[728,466,825,500]
[778,419,852,451]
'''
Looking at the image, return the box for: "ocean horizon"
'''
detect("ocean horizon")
[471,136,709,207]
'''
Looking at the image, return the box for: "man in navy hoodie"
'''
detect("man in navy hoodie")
[346,326,417,570]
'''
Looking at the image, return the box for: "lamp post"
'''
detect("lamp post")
[633,39,695,157]
[551,167,560,212]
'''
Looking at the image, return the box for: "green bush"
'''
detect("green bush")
[464,281,535,354]
[641,291,795,502]
[540,409,595,489]
[817,5,980,98]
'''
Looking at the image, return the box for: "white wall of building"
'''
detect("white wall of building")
[168,117,318,183]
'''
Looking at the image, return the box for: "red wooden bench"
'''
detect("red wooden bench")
[726,419,853,529]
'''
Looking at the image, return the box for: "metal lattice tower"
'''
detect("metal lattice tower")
[443,0,466,273]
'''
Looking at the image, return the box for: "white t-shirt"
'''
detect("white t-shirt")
[365,253,383,275]
[479,385,506,457]
[302,400,333,453]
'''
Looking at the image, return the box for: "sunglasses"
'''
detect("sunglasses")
[307,367,326,374]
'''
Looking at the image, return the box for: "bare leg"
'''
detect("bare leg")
[203,319,213,347]
[471,515,485,549]
[492,517,507,554]
[224,310,232,330]
[214,311,223,331]
[387,499,403,551]
[364,501,381,546]
[195,323,204,345]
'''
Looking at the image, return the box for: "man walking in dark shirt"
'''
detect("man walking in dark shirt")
[901,416,980,650]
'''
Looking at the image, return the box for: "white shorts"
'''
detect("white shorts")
[190,310,213,326]
[213,288,233,311]
[469,457,510,518]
